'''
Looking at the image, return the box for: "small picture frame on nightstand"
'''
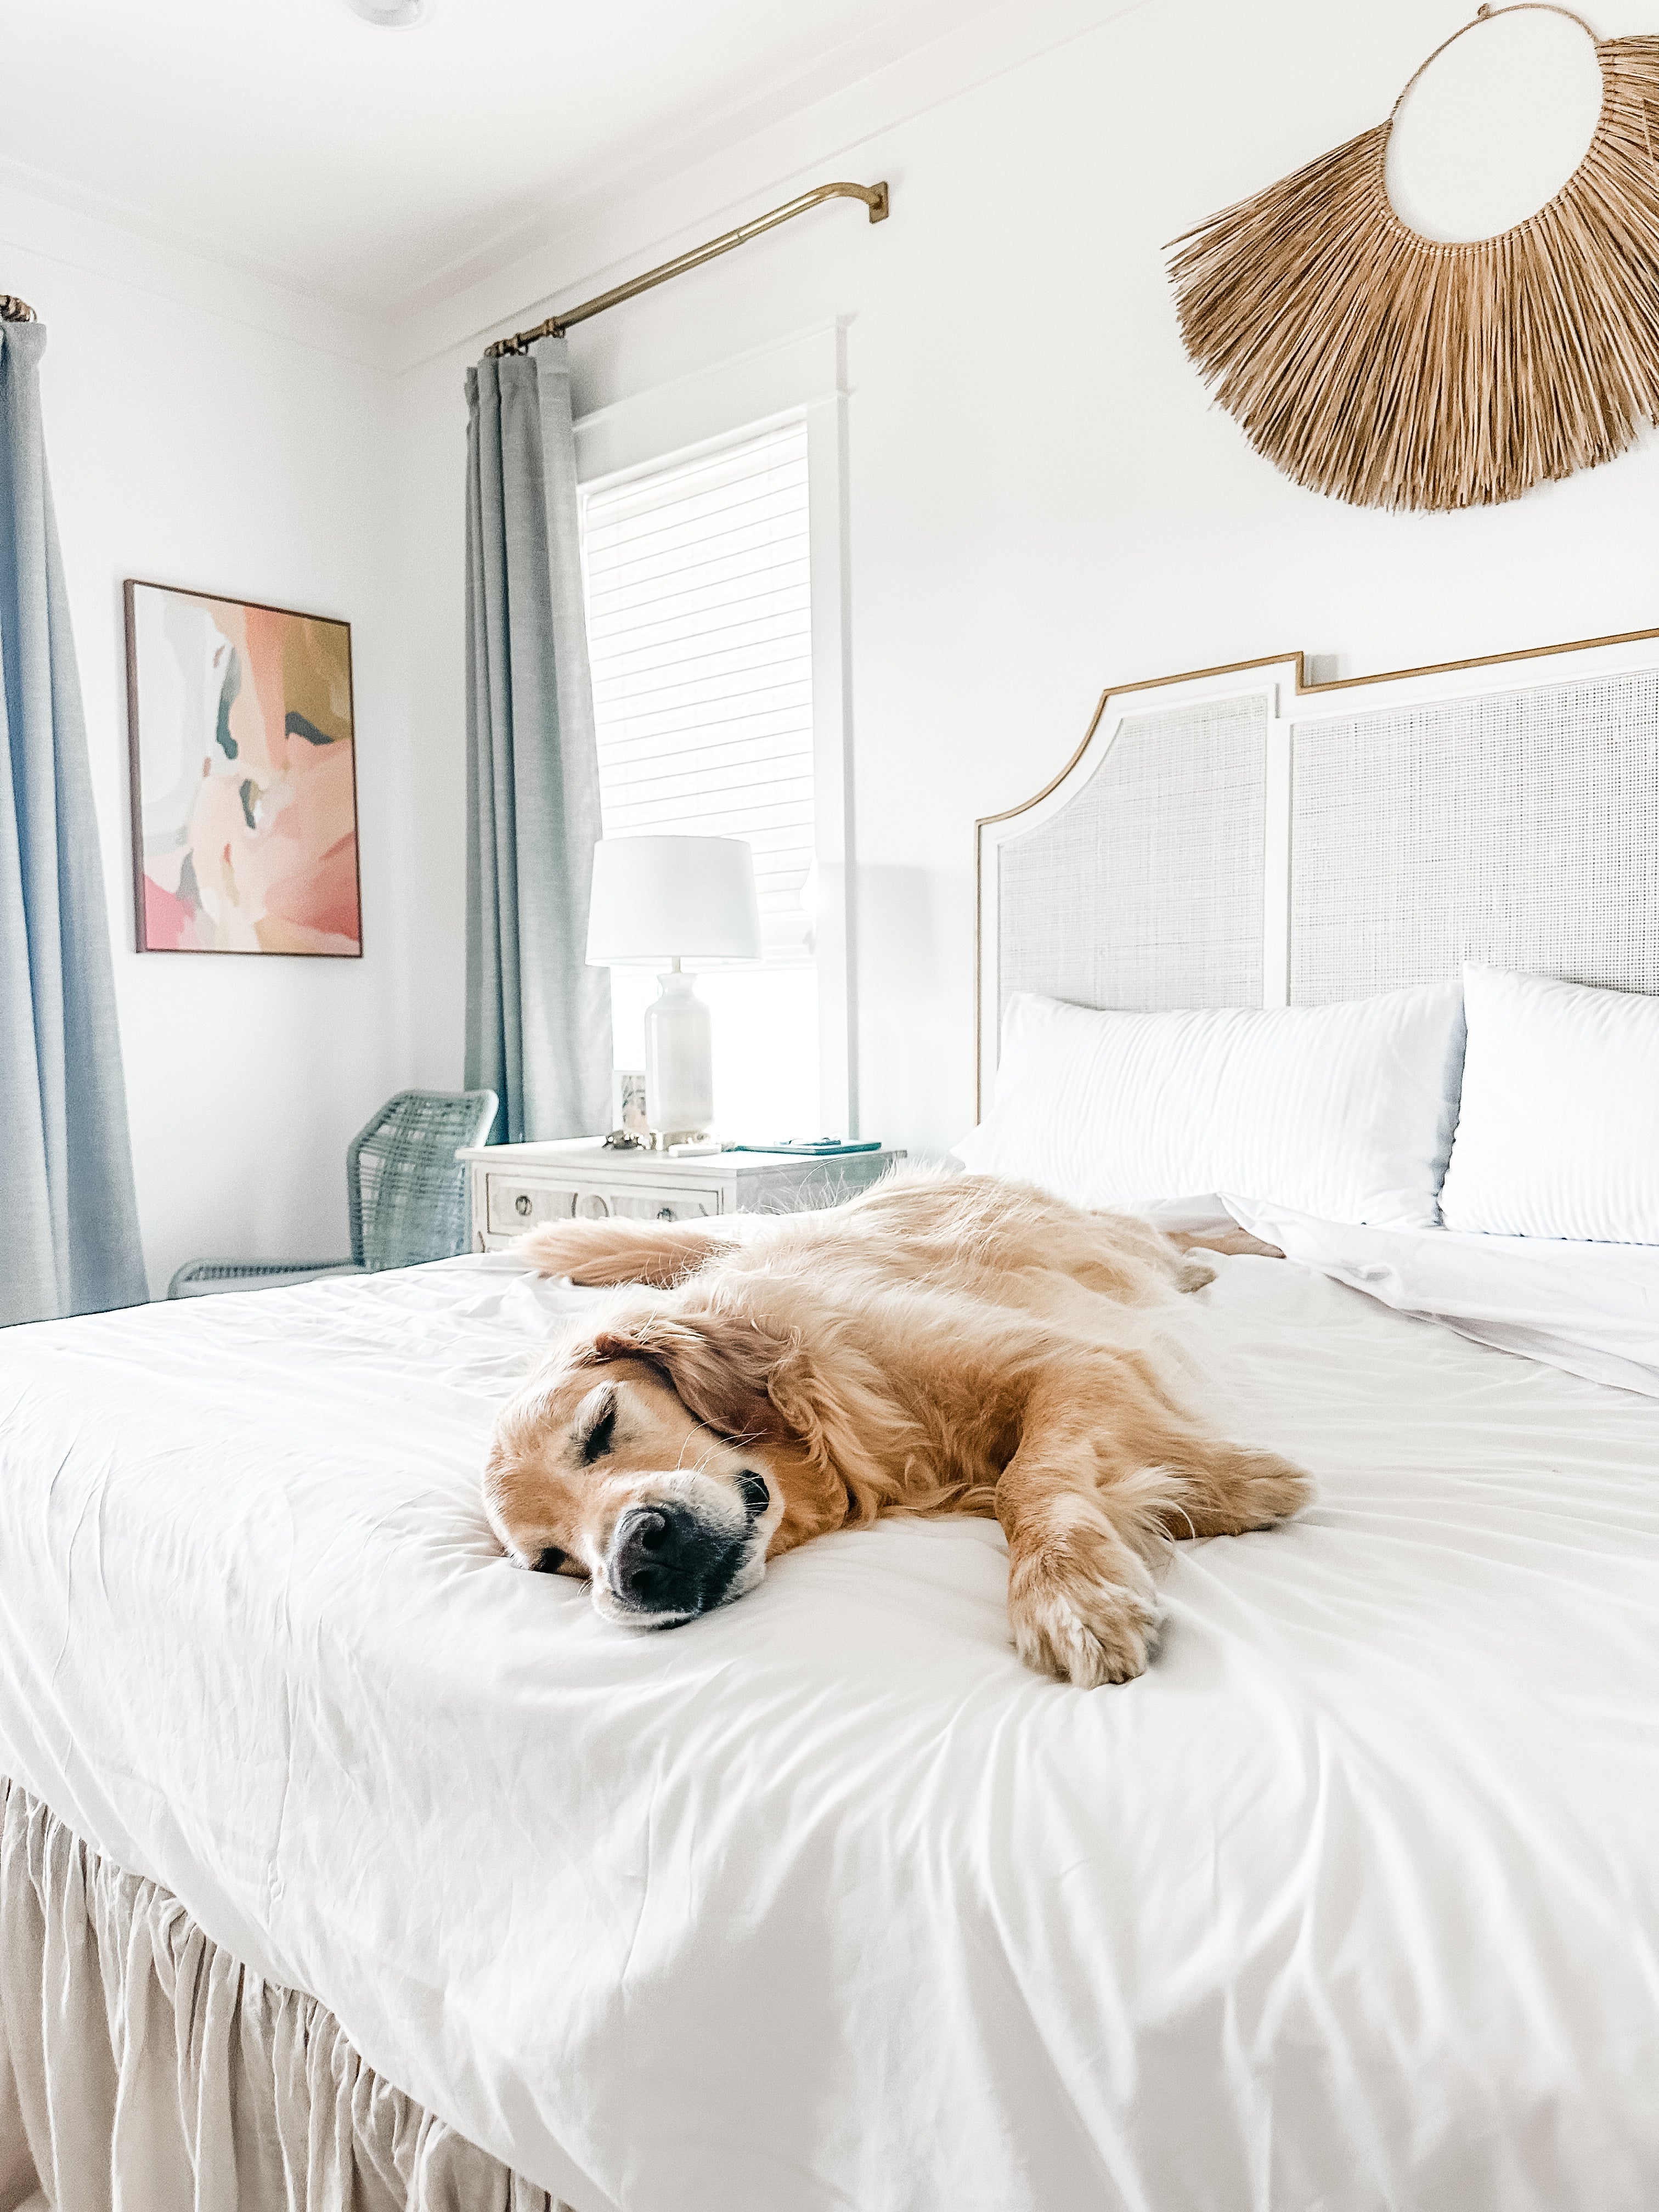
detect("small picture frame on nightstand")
[612,1068,648,1138]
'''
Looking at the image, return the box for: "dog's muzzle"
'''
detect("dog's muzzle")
[608,1502,748,1624]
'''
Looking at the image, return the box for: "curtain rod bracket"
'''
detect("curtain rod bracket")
[485,179,889,359]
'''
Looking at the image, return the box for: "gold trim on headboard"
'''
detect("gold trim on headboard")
[973,620,1659,1113]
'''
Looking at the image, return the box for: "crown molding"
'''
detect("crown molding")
[386,0,1158,373]
[0,0,1154,377]
[0,166,398,374]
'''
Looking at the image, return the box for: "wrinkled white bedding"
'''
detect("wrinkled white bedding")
[1223,1202,1659,1398]
[2,1252,1657,2212]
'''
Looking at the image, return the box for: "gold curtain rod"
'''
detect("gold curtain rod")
[0,294,37,323]
[484,179,888,358]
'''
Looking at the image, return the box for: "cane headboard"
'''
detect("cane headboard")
[975,629,1659,1111]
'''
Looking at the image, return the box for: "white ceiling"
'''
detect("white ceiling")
[0,0,1001,319]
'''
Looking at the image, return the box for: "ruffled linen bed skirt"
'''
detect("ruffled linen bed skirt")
[0,1778,565,2212]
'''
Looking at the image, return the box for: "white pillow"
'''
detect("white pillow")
[1223,1198,1659,1398]
[1438,966,1659,1244]
[953,986,1466,1228]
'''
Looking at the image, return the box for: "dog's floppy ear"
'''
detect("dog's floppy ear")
[584,1306,798,1448]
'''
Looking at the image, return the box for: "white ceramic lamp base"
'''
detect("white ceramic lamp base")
[644,967,714,1142]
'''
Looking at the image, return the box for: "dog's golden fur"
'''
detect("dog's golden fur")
[484,1171,1311,1685]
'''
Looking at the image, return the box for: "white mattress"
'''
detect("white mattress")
[2,1251,1657,2211]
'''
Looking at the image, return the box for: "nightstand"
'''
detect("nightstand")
[459,1138,907,1252]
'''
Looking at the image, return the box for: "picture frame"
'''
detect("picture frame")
[123,579,362,957]
[612,1066,649,1137]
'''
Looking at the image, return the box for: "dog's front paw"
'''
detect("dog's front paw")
[1172,1447,1313,1540]
[1008,1549,1160,1686]
[1230,1448,1314,1530]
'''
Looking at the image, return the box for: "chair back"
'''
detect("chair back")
[347,1088,499,1271]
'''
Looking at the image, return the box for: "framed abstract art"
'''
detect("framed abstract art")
[124,579,362,956]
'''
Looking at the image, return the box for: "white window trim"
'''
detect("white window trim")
[574,320,857,1136]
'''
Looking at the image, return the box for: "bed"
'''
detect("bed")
[4,628,1659,2211]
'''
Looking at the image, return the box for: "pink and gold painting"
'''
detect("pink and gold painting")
[125,580,362,956]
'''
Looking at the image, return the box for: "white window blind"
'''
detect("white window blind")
[583,420,814,962]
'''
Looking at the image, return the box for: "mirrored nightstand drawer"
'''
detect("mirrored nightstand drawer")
[464,1139,907,1254]
[606,1190,718,1222]
[486,1180,580,1234]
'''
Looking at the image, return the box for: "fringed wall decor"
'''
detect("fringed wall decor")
[1167,3,1659,511]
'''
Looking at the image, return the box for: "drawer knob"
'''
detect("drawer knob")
[657,1206,674,1221]
[514,1193,532,1217]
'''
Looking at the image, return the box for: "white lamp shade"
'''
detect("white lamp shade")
[586,835,763,965]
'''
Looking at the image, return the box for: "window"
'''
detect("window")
[583,419,822,1137]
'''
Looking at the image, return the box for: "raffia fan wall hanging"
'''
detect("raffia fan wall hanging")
[1167,3,1659,511]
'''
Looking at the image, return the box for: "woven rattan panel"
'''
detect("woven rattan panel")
[998,693,1267,1018]
[1290,674,1659,1002]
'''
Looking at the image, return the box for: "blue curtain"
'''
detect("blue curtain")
[464,334,612,1145]
[0,318,145,1325]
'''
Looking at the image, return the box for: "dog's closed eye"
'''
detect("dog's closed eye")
[577,1384,618,1465]
[534,1546,566,1573]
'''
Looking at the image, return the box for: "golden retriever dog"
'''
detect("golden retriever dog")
[483,1171,1310,1686]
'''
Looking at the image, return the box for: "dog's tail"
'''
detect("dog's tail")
[519,1214,743,1288]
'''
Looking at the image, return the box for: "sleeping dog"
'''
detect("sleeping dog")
[483,1172,1310,1685]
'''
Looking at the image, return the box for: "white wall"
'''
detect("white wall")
[390,354,471,1115]
[1,204,410,1295]
[399,0,1659,1165]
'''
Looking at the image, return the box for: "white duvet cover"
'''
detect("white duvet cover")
[1223,1202,1659,1398]
[2,1252,1657,2212]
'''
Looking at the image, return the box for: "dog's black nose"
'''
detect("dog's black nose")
[614,1507,679,1607]
[611,1503,742,1621]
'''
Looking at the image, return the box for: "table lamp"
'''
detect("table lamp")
[586,835,763,1145]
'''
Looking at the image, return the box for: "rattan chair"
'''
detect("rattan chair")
[168,1088,499,1299]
